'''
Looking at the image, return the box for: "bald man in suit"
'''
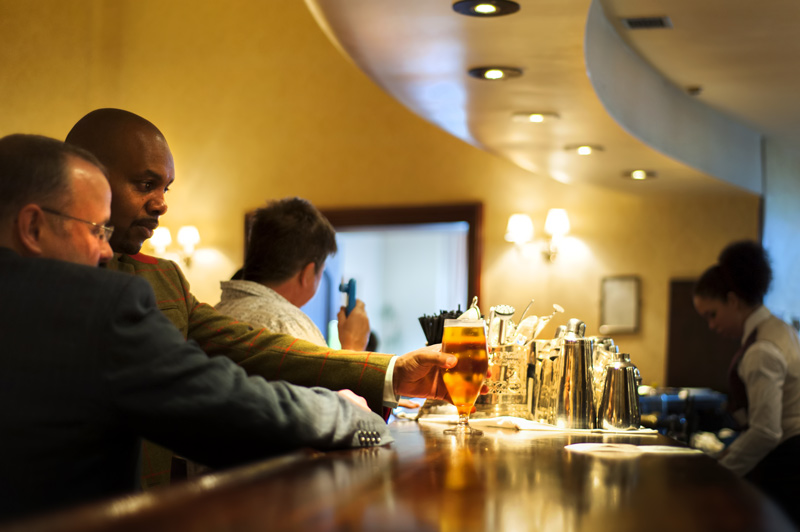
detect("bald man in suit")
[65,108,458,488]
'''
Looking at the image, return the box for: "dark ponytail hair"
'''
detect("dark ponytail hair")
[694,240,772,306]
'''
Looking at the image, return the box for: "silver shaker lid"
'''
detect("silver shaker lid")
[565,318,586,338]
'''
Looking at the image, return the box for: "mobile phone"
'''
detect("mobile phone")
[339,278,356,316]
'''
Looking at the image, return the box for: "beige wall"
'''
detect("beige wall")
[0,1,759,386]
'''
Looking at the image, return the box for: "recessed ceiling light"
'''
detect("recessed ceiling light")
[468,67,523,80]
[512,112,559,123]
[624,170,657,180]
[565,144,604,155]
[453,0,520,17]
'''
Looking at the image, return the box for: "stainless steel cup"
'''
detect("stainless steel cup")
[597,353,641,430]
[554,336,596,429]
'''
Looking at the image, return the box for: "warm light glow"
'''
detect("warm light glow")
[473,3,497,14]
[177,225,201,255]
[505,213,534,244]
[150,227,172,255]
[631,170,647,180]
[544,209,570,237]
[484,69,504,80]
[512,112,558,123]
[565,144,602,155]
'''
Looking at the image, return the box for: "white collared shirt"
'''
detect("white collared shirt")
[217,280,327,346]
[720,306,800,476]
[216,280,398,407]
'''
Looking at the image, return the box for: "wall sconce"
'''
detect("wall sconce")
[148,225,201,266]
[177,226,200,259]
[150,227,172,255]
[504,213,534,244]
[505,209,570,262]
[543,208,570,262]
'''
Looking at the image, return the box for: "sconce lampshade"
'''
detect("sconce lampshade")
[177,225,201,254]
[150,227,172,254]
[544,208,570,237]
[505,213,534,244]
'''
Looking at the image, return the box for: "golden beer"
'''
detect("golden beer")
[442,320,489,432]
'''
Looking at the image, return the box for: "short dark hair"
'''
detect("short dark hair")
[0,134,106,223]
[694,240,772,306]
[243,197,337,284]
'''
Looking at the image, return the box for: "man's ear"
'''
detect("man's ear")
[15,204,46,256]
[299,261,318,288]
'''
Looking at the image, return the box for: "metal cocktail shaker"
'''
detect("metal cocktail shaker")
[554,320,596,429]
[597,352,641,430]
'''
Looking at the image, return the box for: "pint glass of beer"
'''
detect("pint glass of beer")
[442,319,489,435]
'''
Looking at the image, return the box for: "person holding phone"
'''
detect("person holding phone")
[693,240,800,526]
[217,197,371,351]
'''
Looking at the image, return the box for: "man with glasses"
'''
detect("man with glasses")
[40,207,115,242]
[0,133,392,523]
[1,140,115,268]
[38,206,115,261]
[65,109,458,488]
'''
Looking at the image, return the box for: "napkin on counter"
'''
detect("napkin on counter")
[417,414,658,435]
[564,443,703,456]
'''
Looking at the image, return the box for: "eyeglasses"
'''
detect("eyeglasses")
[40,207,115,243]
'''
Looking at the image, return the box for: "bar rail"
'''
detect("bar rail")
[2,421,794,531]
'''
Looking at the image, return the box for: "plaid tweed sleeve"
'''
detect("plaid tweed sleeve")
[113,254,392,415]
[187,300,392,414]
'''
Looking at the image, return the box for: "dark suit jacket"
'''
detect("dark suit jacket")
[0,248,391,523]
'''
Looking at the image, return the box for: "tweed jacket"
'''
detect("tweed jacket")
[105,253,394,487]
[0,249,391,523]
[105,254,393,408]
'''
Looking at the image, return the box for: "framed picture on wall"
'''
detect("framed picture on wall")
[599,275,640,335]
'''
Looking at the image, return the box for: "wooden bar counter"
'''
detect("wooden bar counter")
[4,420,795,532]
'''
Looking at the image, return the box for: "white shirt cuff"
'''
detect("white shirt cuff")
[382,355,399,408]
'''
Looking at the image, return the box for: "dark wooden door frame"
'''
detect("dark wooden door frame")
[245,202,483,303]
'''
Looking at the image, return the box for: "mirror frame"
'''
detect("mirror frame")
[599,275,641,335]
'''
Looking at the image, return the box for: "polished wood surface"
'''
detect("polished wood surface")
[4,420,795,532]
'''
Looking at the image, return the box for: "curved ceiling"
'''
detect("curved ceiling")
[305,0,796,196]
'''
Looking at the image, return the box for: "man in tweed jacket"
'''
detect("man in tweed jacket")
[66,109,457,488]
[0,134,392,522]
